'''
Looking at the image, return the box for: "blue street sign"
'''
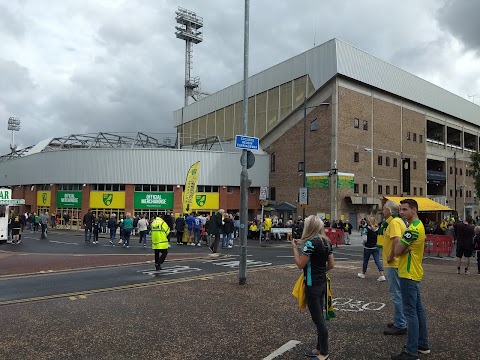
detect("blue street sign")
[235,135,259,150]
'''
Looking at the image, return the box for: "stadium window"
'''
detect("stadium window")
[354,183,359,194]
[354,118,359,128]
[98,184,105,191]
[363,120,368,130]
[413,161,417,170]
[166,185,174,191]
[450,167,453,174]
[249,187,255,194]
[393,186,398,195]
[112,184,119,191]
[197,185,205,192]
[354,152,359,162]
[142,184,150,192]
[419,134,423,143]
[386,157,390,166]
[227,186,233,193]
[460,169,462,175]
[378,156,383,165]
[414,187,417,196]
[386,185,390,195]
[393,158,398,167]
[363,184,368,194]
[378,185,383,194]
[270,187,276,201]
[413,133,417,142]
[450,189,453,196]
[270,152,276,172]
[419,187,423,196]
[212,186,219,192]
[310,118,318,131]
[406,131,411,140]
[135,185,142,191]
[205,186,212,192]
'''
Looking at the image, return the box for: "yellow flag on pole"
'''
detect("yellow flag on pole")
[183,161,201,214]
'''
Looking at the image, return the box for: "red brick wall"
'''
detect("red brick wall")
[173,186,183,215]
[125,184,134,215]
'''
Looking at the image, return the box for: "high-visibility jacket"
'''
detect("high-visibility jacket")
[151,217,170,250]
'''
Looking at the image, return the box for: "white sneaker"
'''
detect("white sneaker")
[357,273,366,279]
[197,243,201,247]
[118,240,123,244]
[227,245,233,249]
[377,275,386,282]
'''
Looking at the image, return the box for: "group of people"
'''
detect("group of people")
[293,199,430,360]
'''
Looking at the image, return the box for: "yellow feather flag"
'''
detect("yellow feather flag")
[182,161,201,214]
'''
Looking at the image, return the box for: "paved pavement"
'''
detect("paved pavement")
[0,229,478,359]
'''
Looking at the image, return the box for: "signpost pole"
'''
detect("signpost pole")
[239,0,249,286]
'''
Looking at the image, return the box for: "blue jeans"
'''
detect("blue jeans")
[194,228,201,244]
[222,233,231,247]
[84,228,92,242]
[109,228,116,241]
[400,278,429,355]
[140,230,147,245]
[362,248,384,273]
[385,268,407,328]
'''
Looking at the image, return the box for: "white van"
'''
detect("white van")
[0,204,9,243]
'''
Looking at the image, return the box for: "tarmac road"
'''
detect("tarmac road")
[0,230,478,359]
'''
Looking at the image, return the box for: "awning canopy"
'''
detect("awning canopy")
[384,197,452,212]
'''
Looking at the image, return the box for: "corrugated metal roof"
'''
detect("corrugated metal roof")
[174,38,480,127]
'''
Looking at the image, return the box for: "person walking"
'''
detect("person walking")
[357,216,386,281]
[343,219,352,245]
[83,209,94,244]
[11,215,22,244]
[193,213,202,247]
[122,213,133,248]
[292,215,334,360]
[474,226,480,275]
[92,216,101,244]
[208,209,224,253]
[175,215,186,245]
[151,214,170,270]
[39,211,49,239]
[382,200,408,336]
[453,215,475,275]
[391,199,430,360]
[107,214,117,245]
[138,214,149,247]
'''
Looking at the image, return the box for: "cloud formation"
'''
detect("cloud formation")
[0,0,479,154]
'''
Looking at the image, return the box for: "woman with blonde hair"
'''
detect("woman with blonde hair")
[292,215,334,360]
[357,216,385,281]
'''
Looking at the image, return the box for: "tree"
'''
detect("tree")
[470,152,480,201]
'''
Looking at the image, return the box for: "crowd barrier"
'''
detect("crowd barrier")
[425,234,454,257]
[325,228,344,247]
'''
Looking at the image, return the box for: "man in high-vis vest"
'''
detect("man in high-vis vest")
[151,214,170,271]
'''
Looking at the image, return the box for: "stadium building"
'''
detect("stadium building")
[0,133,268,228]
[174,38,480,223]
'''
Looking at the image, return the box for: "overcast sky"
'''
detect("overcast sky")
[1,0,480,154]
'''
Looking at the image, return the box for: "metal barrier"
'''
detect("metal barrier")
[325,228,344,247]
[425,234,453,257]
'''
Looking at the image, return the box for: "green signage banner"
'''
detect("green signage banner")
[306,175,330,188]
[337,175,355,189]
[134,192,174,209]
[56,191,83,208]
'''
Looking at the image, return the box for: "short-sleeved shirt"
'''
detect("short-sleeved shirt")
[264,218,272,231]
[194,217,201,230]
[186,216,195,230]
[382,216,407,268]
[302,236,333,286]
[454,222,475,248]
[398,219,426,281]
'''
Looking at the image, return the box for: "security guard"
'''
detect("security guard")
[151,214,170,270]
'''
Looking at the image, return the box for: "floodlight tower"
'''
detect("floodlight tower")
[175,7,203,107]
[7,117,21,153]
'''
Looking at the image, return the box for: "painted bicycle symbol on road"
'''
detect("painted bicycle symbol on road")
[332,298,386,312]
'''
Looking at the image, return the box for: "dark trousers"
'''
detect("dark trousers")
[176,231,184,244]
[211,234,220,252]
[93,232,99,242]
[305,283,328,355]
[40,223,47,239]
[477,251,480,273]
[154,249,168,267]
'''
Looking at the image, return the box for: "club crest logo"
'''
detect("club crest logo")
[195,194,206,207]
[103,193,113,206]
[42,193,47,204]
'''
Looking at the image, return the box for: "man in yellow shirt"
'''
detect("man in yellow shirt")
[263,215,272,242]
[382,200,407,336]
[391,199,430,360]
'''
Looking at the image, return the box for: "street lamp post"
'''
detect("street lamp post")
[302,96,330,218]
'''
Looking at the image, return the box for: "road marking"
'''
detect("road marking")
[78,295,87,299]
[0,264,293,307]
[262,340,301,360]
[69,296,77,300]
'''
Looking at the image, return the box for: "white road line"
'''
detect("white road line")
[262,340,301,360]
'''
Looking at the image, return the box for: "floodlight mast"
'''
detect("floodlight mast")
[175,7,203,107]
[7,117,21,153]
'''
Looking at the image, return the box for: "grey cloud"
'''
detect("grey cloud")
[437,0,480,51]
[0,4,25,39]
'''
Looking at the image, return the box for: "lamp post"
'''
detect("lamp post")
[302,96,330,218]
